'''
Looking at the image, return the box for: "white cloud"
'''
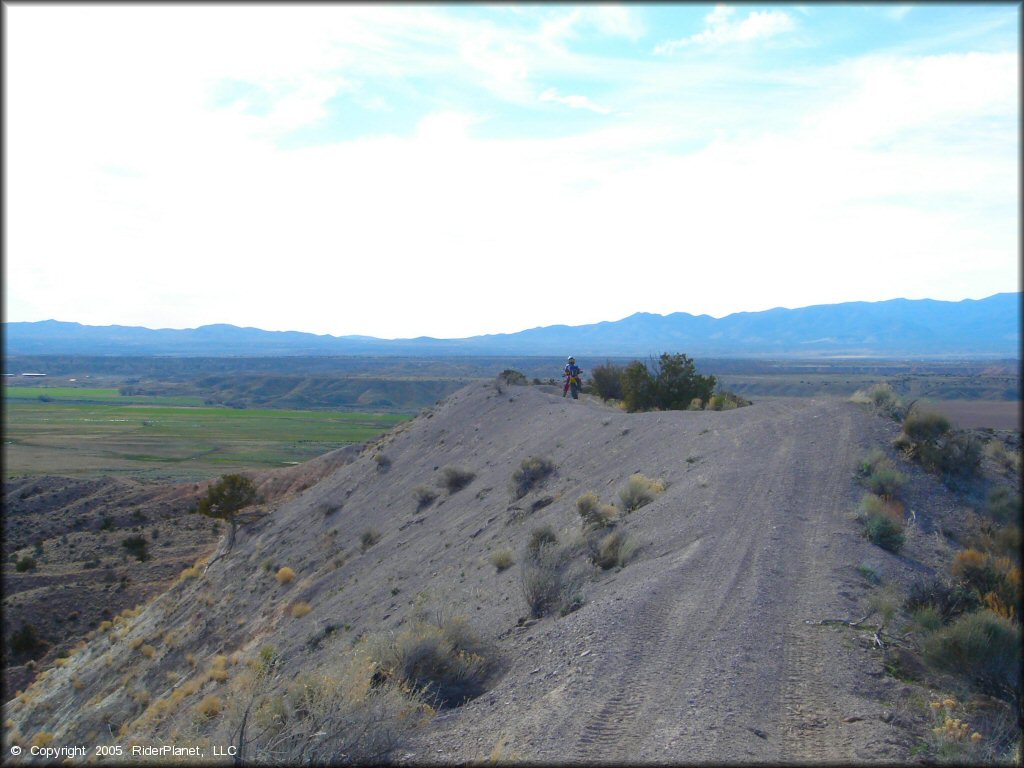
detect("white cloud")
[4,5,1018,338]
[655,5,795,54]
[539,88,612,115]
[886,6,913,22]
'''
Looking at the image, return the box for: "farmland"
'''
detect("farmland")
[3,387,407,481]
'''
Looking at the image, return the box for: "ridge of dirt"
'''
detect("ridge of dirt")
[2,382,1001,762]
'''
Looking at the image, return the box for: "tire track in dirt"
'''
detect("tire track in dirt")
[779,403,857,761]
[570,406,803,763]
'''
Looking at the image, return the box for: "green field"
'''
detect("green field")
[2,390,408,481]
[4,386,207,406]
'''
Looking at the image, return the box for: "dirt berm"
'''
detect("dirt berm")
[4,382,918,762]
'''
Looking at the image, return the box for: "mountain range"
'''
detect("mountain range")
[4,293,1019,358]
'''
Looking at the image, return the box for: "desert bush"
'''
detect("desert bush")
[140,644,157,659]
[122,534,149,561]
[276,567,296,585]
[858,494,905,553]
[706,391,751,411]
[911,605,943,633]
[10,623,45,657]
[590,362,625,402]
[291,602,313,619]
[438,466,475,494]
[373,453,391,472]
[510,456,556,500]
[619,353,717,413]
[621,361,658,412]
[862,465,907,498]
[922,609,1021,697]
[903,411,952,445]
[369,614,494,708]
[856,448,889,478]
[223,652,427,765]
[520,535,587,619]
[906,576,981,623]
[576,493,618,530]
[852,382,909,421]
[950,549,1020,610]
[196,694,223,719]
[526,525,558,557]
[497,369,528,386]
[618,473,666,512]
[15,556,36,572]
[588,530,639,570]
[360,528,381,552]
[984,438,1022,474]
[489,549,514,572]
[985,486,1021,525]
[413,485,438,510]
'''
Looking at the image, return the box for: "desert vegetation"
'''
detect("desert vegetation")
[509,456,556,500]
[438,466,476,494]
[367,613,496,709]
[197,474,260,550]
[618,473,666,513]
[520,527,585,619]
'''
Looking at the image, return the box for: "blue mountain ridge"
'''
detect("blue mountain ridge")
[3,293,1019,358]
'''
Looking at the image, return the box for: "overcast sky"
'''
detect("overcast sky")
[5,3,1019,339]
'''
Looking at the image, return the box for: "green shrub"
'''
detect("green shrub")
[985,486,1021,525]
[922,610,1021,696]
[905,577,981,623]
[576,493,618,530]
[922,432,982,478]
[858,494,905,553]
[706,391,750,411]
[618,474,666,512]
[369,614,494,708]
[911,605,943,633]
[510,456,556,500]
[856,448,889,478]
[438,466,475,494]
[10,623,44,656]
[498,369,528,386]
[863,465,906,498]
[15,556,37,572]
[122,535,149,562]
[621,361,657,412]
[590,362,625,402]
[902,410,951,444]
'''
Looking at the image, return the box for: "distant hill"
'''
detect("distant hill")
[4,293,1019,357]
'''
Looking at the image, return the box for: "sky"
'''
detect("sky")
[4,3,1020,339]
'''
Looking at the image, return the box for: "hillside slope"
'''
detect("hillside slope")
[4,382,938,762]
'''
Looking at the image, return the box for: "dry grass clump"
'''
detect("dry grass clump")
[950,549,1019,615]
[291,601,313,619]
[413,485,439,510]
[215,651,428,764]
[985,486,1022,526]
[360,528,381,552]
[179,565,201,581]
[509,456,556,500]
[368,614,495,709]
[618,473,666,512]
[31,732,55,749]
[850,382,907,420]
[438,466,476,494]
[520,529,586,618]
[489,549,515,572]
[576,492,618,530]
[140,644,157,659]
[588,530,639,570]
[275,566,296,585]
[984,439,1022,474]
[195,694,223,719]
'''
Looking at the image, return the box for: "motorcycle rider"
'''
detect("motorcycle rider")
[563,356,582,399]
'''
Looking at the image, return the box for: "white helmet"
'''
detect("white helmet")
[567,356,575,362]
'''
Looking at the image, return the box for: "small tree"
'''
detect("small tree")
[197,474,259,551]
[621,361,657,412]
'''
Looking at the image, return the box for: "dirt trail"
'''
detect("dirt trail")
[441,395,884,763]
